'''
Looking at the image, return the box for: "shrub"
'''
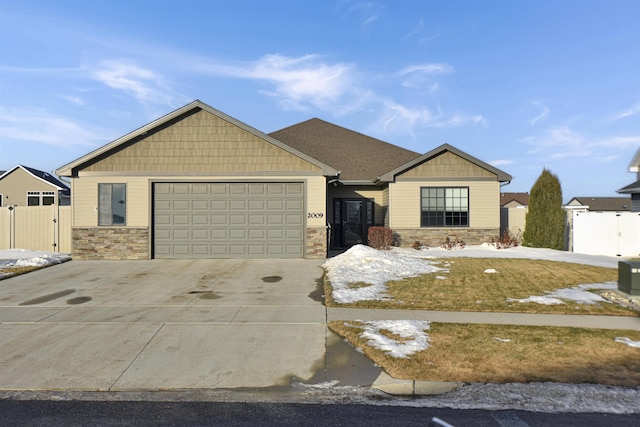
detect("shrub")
[367,227,394,250]
[440,236,465,250]
[489,230,520,249]
[523,168,565,250]
[413,241,426,250]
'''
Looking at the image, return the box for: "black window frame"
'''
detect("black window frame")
[98,183,127,226]
[420,186,469,227]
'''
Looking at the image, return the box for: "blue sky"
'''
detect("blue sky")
[1,0,638,200]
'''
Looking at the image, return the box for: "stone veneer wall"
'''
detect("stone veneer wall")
[394,228,499,247]
[306,227,327,258]
[72,227,149,260]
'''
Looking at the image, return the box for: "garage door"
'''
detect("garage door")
[153,182,304,258]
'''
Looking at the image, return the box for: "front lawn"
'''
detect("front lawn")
[329,320,640,386]
[325,257,637,316]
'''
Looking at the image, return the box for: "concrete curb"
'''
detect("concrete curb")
[371,371,462,396]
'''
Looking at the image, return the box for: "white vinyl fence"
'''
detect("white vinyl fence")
[571,211,640,257]
[0,206,71,253]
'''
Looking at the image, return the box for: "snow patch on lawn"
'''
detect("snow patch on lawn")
[323,245,445,304]
[393,244,622,269]
[357,320,431,358]
[614,337,640,348]
[507,282,617,306]
[0,249,71,277]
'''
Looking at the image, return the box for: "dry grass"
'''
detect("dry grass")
[325,258,637,316]
[329,320,640,386]
[0,265,45,280]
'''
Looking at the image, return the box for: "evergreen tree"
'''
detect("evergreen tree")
[523,168,565,249]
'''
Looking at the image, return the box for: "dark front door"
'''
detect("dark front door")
[332,198,374,249]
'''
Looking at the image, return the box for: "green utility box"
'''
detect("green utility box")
[618,261,640,296]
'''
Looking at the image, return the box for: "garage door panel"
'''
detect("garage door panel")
[192,200,209,210]
[174,229,190,239]
[211,200,228,210]
[210,229,227,239]
[230,200,246,210]
[192,229,209,239]
[154,182,304,259]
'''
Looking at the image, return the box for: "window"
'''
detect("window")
[27,191,41,206]
[26,191,57,206]
[99,183,126,226]
[42,191,55,206]
[421,187,469,227]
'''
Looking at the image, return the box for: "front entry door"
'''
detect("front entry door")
[332,198,374,249]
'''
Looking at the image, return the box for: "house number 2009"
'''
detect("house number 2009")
[307,213,324,219]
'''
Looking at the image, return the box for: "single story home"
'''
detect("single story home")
[56,100,512,260]
[0,165,70,208]
[565,197,631,212]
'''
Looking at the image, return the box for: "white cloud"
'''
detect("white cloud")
[375,99,485,137]
[195,53,480,136]
[336,0,383,26]
[249,54,354,110]
[62,95,84,105]
[92,59,177,107]
[490,159,514,166]
[609,102,640,121]
[397,63,454,90]
[529,102,549,126]
[523,125,640,161]
[0,107,104,147]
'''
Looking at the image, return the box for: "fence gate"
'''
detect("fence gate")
[0,206,71,253]
[572,211,640,257]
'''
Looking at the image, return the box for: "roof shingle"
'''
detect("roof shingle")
[269,118,420,181]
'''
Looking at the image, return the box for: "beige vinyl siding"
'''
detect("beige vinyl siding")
[72,175,326,228]
[382,186,390,227]
[0,168,61,207]
[388,180,500,229]
[327,186,386,226]
[84,110,321,174]
[399,151,495,179]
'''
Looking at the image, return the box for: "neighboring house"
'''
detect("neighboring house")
[500,192,529,208]
[0,165,70,208]
[617,148,640,212]
[565,197,631,212]
[56,100,512,260]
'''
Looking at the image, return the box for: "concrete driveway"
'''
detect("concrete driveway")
[0,259,380,391]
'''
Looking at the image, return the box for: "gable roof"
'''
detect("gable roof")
[379,143,512,183]
[501,192,529,206]
[567,196,631,211]
[0,165,70,192]
[269,118,420,182]
[56,100,339,177]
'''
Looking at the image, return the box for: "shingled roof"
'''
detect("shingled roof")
[501,192,529,207]
[568,197,631,211]
[269,118,420,182]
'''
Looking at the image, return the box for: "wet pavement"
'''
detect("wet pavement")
[0,259,381,391]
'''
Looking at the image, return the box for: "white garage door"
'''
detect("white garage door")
[153,182,304,258]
